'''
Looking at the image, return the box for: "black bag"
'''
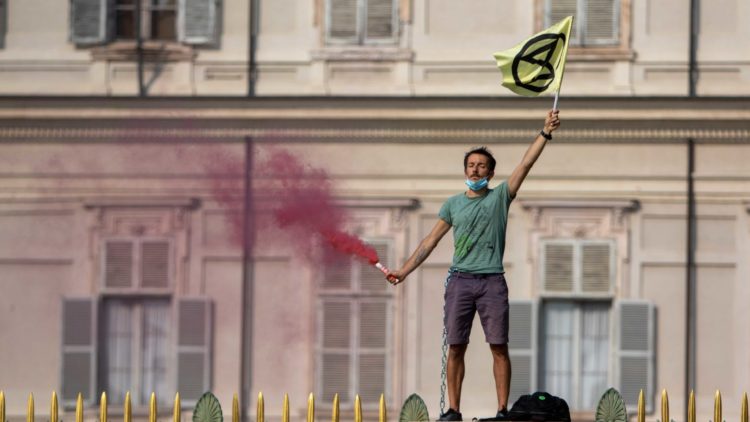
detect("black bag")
[507,391,571,421]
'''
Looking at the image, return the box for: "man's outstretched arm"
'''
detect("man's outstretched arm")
[507,109,561,198]
[385,218,451,285]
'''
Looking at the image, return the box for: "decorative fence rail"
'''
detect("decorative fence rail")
[0,391,387,422]
[0,389,748,422]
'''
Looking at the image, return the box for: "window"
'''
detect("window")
[541,239,614,296]
[545,0,619,46]
[0,0,6,48]
[70,0,216,46]
[326,0,398,45]
[317,241,393,407]
[103,238,171,290]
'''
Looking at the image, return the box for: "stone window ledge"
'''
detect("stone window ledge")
[91,41,196,62]
[311,47,414,62]
[567,47,636,62]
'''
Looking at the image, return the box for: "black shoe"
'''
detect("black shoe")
[475,408,511,422]
[438,408,463,421]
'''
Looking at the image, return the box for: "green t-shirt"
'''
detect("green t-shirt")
[438,181,513,273]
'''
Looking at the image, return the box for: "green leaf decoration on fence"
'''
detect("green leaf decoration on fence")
[399,393,430,422]
[596,388,628,422]
[193,392,223,422]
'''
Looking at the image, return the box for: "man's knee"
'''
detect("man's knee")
[448,343,468,360]
[489,343,509,359]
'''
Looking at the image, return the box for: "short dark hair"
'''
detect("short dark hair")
[464,146,496,172]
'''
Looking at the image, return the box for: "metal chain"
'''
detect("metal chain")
[439,270,452,415]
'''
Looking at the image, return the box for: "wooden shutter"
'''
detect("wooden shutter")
[365,0,395,42]
[508,300,537,403]
[617,301,654,412]
[320,300,352,404]
[104,240,134,288]
[70,0,109,44]
[61,298,97,405]
[543,242,574,293]
[322,256,352,290]
[584,0,618,45]
[360,242,388,292]
[547,0,578,43]
[141,241,170,288]
[328,0,358,43]
[0,0,6,48]
[176,298,212,405]
[358,300,388,403]
[178,0,216,44]
[581,243,612,294]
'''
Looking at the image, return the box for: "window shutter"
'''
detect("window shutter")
[70,0,109,45]
[104,240,134,288]
[547,0,578,43]
[178,0,216,44]
[0,0,6,48]
[322,257,352,290]
[320,300,352,404]
[365,0,395,42]
[358,300,388,403]
[141,241,170,288]
[581,243,612,294]
[617,301,654,412]
[360,243,389,292]
[61,298,97,406]
[176,298,212,405]
[508,300,537,402]
[543,243,574,293]
[584,0,618,45]
[327,0,358,42]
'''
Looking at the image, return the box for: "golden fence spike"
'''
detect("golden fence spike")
[76,393,83,422]
[307,393,315,422]
[354,395,362,422]
[714,390,722,422]
[257,392,265,422]
[331,394,339,422]
[741,392,748,422]
[27,393,34,422]
[282,394,290,422]
[1,390,5,422]
[688,390,696,422]
[149,393,157,422]
[124,392,132,422]
[100,392,108,422]
[661,389,669,422]
[173,393,181,422]
[637,390,645,422]
[233,394,240,422]
[51,391,59,422]
[379,394,386,422]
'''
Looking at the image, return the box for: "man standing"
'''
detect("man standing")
[385,110,561,421]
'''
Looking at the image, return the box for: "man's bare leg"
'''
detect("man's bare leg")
[447,344,468,411]
[490,344,511,411]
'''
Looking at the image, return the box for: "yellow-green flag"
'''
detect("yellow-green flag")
[493,16,573,97]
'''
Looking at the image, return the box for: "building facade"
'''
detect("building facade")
[0,1,749,422]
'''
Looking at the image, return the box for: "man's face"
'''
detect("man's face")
[464,153,494,181]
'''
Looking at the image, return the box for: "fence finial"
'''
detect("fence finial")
[714,390,722,422]
[637,390,645,422]
[688,390,696,422]
[75,393,83,422]
[257,392,264,422]
[741,392,748,422]
[233,394,240,422]
[27,393,34,422]
[1,390,5,422]
[660,389,669,422]
[100,392,107,422]
[331,394,339,422]
[282,394,289,422]
[379,393,386,422]
[51,392,59,422]
[124,392,132,422]
[307,393,314,422]
[149,393,157,422]
[354,395,362,422]
[173,393,181,422]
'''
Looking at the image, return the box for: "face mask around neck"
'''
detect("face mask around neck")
[465,177,488,191]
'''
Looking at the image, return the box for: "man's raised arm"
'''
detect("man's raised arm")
[385,218,451,285]
[507,109,561,198]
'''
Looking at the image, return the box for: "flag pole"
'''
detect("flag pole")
[553,91,560,110]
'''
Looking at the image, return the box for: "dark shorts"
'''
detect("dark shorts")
[444,271,509,345]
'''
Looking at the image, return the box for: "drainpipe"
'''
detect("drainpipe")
[685,0,699,418]
[241,137,255,421]
[136,0,145,96]
[248,0,258,96]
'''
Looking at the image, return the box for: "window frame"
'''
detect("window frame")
[539,238,616,298]
[324,0,399,46]
[315,239,394,409]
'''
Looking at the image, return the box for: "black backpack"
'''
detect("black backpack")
[507,391,571,421]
